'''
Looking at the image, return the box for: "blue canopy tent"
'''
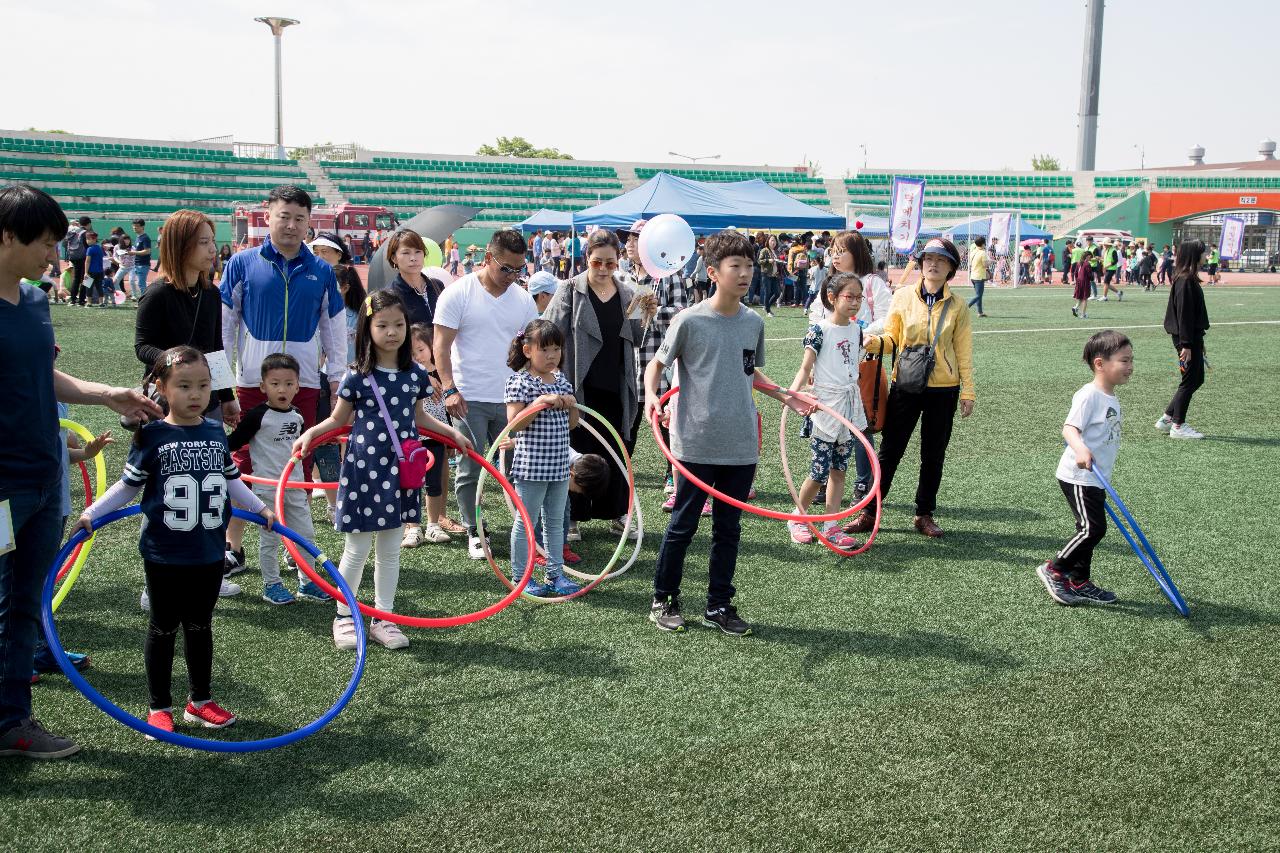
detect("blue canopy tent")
[569,172,845,233]
[518,208,574,234]
[941,215,1054,242]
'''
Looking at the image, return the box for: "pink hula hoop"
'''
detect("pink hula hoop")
[650,382,880,524]
[275,425,534,629]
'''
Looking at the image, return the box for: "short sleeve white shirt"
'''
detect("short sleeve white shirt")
[433,272,538,403]
[1056,383,1122,486]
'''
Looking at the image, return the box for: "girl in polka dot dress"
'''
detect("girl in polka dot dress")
[294,290,471,651]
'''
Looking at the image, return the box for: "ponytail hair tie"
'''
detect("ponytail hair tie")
[364,294,375,316]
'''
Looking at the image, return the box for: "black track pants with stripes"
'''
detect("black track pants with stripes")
[1051,480,1107,582]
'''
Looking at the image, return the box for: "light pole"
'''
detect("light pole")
[1133,143,1145,171]
[668,151,721,164]
[860,144,868,170]
[255,16,299,160]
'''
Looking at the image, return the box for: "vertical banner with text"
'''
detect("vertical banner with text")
[1219,214,1245,260]
[989,211,1012,256]
[889,177,926,254]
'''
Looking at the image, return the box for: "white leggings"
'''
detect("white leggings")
[336,528,402,617]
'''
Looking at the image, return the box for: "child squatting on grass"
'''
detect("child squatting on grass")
[1036,330,1133,607]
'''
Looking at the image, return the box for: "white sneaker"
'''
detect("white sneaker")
[422,522,451,543]
[610,518,641,541]
[332,616,358,650]
[1154,414,1173,433]
[1169,423,1204,439]
[370,619,409,650]
[467,535,490,560]
[219,578,241,597]
[140,588,150,611]
[566,523,582,543]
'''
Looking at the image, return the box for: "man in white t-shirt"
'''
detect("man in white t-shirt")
[434,228,538,558]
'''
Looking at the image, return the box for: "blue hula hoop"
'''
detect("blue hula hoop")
[1091,468,1190,617]
[41,506,368,752]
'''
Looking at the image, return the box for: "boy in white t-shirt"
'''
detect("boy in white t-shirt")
[1037,330,1133,607]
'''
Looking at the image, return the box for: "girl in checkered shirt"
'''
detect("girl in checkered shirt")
[504,319,580,597]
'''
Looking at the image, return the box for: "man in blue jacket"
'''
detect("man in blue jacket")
[220,185,346,574]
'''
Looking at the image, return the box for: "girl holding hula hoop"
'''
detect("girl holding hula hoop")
[77,346,275,737]
[503,319,581,598]
[786,272,867,550]
[293,291,471,652]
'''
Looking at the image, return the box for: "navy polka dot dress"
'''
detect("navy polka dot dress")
[335,366,430,533]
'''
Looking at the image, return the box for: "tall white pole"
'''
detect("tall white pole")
[255,17,299,160]
[1075,0,1105,171]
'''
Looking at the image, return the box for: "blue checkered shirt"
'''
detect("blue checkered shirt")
[504,369,574,481]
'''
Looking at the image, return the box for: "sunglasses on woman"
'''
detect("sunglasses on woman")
[588,259,619,270]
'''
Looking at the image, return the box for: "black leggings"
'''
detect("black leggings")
[875,384,960,517]
[143,559,224,710]
[1165,337,1205,425]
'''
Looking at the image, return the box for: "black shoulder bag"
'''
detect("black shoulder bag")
[892,297,949,395]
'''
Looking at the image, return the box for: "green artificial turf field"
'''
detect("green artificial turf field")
[4,284,1279,851]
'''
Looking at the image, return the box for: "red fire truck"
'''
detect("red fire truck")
[233,202,398,249]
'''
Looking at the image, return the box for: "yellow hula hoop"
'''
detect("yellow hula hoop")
[52,418,107,611]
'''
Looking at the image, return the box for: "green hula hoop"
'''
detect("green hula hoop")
[476,401,639,604]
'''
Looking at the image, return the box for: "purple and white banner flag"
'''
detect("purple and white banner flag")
[1219,214,1245,260]
[889,176,926,253]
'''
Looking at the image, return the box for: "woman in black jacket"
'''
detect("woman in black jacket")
[384,229,445,327]
[133,209,237,425]
[1156,240,1210,439]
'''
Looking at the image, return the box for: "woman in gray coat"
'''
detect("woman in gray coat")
[543,229,653,535]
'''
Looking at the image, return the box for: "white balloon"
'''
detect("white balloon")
[638,214,695,279]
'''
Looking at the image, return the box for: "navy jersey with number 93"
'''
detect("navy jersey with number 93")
[123,419,242,564]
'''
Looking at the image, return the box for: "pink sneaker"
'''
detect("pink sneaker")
[822,528,862,550]
[788,521,813,544]
[700,499,712,517]
[747,487,758,500]
[662,493,676,513]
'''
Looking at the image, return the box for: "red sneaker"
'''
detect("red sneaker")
[533,553,547,568]
[145,709,175,741]
[562,545,582,565]
[183,700,236,729]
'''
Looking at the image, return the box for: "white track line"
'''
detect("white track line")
[764,319,1280,343]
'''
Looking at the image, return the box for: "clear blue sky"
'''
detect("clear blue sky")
[3,0,1274,174]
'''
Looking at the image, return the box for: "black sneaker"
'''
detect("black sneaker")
[1036,561,1080,606]
[649,596,685,632]
[223,548,247,577]
[702,604,752,636]
[0,718,80,760]
[1069,580,1118,605]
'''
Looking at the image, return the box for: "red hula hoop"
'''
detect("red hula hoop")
[276,425,534,629]
[651,382,879,524]
[55,462,94,585]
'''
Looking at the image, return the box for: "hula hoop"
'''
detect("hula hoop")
[52,419,107,611]
[41,507,367,752]
[651,382,877,524]
[54,461,93,585]
[475,402,640,603]
[279,425,535,628]
[1091,468,1190,617]
[493,412,645,584]
[777,404,883,557]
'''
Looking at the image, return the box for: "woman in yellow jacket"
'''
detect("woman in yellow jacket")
[859,238,975,538]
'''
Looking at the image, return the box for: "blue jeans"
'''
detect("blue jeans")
[0,482,65,733]
[760,276,779,312]
[968,279,986,313]
[852,429,876,498]
[130,264,149,297]
[653,461,755,609]
[512,479,569,580]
